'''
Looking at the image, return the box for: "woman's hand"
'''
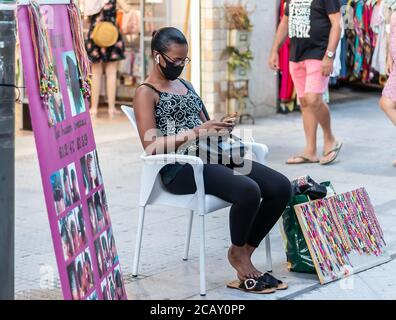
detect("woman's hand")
[195,120,234,137]
[386,56,394,76]
[222,112,238,123]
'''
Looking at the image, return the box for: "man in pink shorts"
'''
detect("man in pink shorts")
[269,0,343,165]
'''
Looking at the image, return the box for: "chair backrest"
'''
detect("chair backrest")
[121,105,138,131]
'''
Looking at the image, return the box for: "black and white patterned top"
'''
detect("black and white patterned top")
[139,80,204,184]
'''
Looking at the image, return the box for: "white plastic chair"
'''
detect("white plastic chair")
[121,105,273,296]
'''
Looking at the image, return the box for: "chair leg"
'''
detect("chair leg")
[265,234,273,273]
[132,206,146,277]
[183,210,194,261]
[199,214,206,296]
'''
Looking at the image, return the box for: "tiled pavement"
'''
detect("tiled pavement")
[14,91,396,300]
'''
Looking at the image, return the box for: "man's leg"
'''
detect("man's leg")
[304,60,339,164]
[299,95,320,160]
[287,61,319,163]
[303,92,336,162]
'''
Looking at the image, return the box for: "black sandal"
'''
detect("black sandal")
[257,273,289,290]
[227,278,276,294]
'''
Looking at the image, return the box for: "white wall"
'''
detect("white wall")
[170,0,189,32]
[248,0,278,116]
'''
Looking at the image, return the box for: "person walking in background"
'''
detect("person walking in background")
[84,0,131,118]
[379,10,396,167]
[269,0,343,165]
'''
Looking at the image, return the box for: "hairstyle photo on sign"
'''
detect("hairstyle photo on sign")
[47,59,66,125]
[48,90,66,125]
[107,272,116,301]
[67,248,95,300]
[59,210,77,261]
[50,162,82,215]
[63,51,86,117]
[113,264,125,300]
[94,236,106,278]
[67,262,80,300]
[82,248,95,291]
[100,230,112,271]
[76,250,94,298]
[68,163,81,203]
[101,278,109,300]
[88,196,99,236]
[80,150,103,195]
[87,190,108,236]
[87,291,98,301]
[107,228,118,266]
[50,170,67,215]
[75,205,87,247]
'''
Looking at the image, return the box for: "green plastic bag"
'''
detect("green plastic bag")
[281,182,335,274]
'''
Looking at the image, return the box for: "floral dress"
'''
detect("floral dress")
[382,11,396,102]
[86,0,125,64]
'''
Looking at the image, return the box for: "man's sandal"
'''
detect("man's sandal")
[227,279,276,294]
[257,273,288,291]
[286,155,320,165]
[320,141,343,165]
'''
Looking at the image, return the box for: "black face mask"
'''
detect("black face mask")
[159,55,184,81]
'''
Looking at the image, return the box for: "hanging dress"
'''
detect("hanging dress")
[353,1,365,79]
[372,1,389,76]
[278,0,294,104]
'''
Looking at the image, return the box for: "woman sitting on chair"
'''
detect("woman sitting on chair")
[133,27,292,294]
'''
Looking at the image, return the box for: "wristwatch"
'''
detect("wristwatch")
[326,50,335,59]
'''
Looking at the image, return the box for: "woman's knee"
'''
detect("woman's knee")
[272,174,292,203]
[379,96,396,112]
[237,180,262,207]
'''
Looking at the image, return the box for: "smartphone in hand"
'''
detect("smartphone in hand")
[222,112,238,128]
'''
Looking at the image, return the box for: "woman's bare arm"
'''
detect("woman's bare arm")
[134,87,200,155]
[117,0,131,12]
[134,87,234,155]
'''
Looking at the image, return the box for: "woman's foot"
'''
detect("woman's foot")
[108,107,122,118]
[90,108,98,118]
[228,245,262,281]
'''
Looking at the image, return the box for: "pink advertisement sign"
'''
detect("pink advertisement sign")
[17,3,127,300]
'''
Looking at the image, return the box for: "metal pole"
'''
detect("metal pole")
[0,4,16,300]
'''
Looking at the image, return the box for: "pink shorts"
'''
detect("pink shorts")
[289,59,329,98]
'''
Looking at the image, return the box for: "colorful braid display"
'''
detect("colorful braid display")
[297,188,386,280]
[28,0,60,127]
[67,1,92,99]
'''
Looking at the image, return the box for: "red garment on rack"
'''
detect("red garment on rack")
[279,0,294,101]
[362,3,374,82]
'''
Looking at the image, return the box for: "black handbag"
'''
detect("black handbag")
[179,78,247,166]
[197,134,247,167]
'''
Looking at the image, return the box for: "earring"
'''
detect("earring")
[156,56,160,64]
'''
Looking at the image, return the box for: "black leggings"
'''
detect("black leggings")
[164,160,292,247]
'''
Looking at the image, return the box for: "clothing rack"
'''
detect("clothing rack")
[0,0,71,10]
[277,0,396,113]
